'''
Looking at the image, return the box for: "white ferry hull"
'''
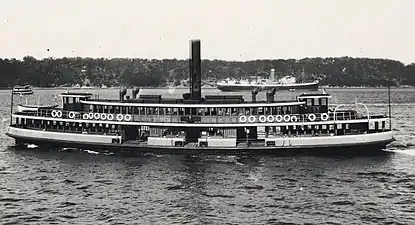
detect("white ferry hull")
[12,90,34,95]
[6,127,394,155]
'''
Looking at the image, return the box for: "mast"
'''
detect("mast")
[10,89,13,126]
[388,85,392,130]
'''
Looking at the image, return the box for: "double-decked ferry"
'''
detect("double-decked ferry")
[12,85,34,95]
[6,40,394,154]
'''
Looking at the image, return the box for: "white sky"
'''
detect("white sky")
[1,0,414,64]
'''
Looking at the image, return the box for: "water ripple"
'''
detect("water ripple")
[0,88,414,224]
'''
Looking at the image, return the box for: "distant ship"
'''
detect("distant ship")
[12,85,34,95]
[216,69,319,92]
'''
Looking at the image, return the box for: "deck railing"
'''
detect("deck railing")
[15,108,374,125]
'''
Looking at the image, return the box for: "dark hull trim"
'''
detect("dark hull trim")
[217,82,319,92]
[8,133,394,156]
[12,91,34,95]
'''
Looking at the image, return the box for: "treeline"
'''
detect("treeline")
[0,56,414,88]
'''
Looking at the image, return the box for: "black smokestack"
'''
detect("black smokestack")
[189,39,201,101]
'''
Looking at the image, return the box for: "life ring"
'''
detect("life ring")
[291,115,298,122]
[51,110,57,117]
[239,116,247,123]
[124,114,132,121]
[275,115,283,123]
[100,113,107,120]
[56,110,62,118]
[82,113,89,120]
[259,115,267,123]
[68,111,75,119]
[308,114,316,122]
[116,114,124,121]
[321,113,329,121]
[267,115,275,123]
[248,115,256,123]
[88,113,94,120]
[94,113,100,120]
[283,115,291,122]
[107,114,114,121]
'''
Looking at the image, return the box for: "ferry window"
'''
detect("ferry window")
[307,99,313,106]
[314,98,320,106]
[292,106,299,114]
[209,108,214,116]
[203,108,208,116]
[321,98,327,106]
[258,107,263,115]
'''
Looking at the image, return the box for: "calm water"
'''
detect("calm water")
[0,88,414,224]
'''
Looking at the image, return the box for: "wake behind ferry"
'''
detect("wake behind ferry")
[6,40,394,154]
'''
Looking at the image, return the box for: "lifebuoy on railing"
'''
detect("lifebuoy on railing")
[116,114,124,121]
[321,113,329,121]
[275,115,283,123]
[259,115,267,123]
[56,110,62,118]
[100,113,107,120]
[308,114,316,122]
[239,115,247,123]
[93,113,100,120]
[283,115,291,122]
[68,111,75,119]
[291,115,298,122]
[124,114,132,121]
[248,115,256,123]
[267,115,275,123]
[82,113,89,120]
[51,110,57,117]
[88,113,94,120]
[107,114,114,121]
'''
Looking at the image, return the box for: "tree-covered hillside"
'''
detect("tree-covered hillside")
[0,56,413,88]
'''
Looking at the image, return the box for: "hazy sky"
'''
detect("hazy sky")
[1,0,414,63]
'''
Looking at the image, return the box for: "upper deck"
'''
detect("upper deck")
[12,89,374,128]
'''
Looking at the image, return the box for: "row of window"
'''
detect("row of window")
[84,104,306,116]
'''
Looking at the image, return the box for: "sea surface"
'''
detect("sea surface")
[0,88,414,225]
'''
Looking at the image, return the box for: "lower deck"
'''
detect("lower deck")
[11,114,391,149]
[7,126,394,153]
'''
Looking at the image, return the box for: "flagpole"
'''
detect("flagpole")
[388,85,392,130]
[10,89,13,126]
